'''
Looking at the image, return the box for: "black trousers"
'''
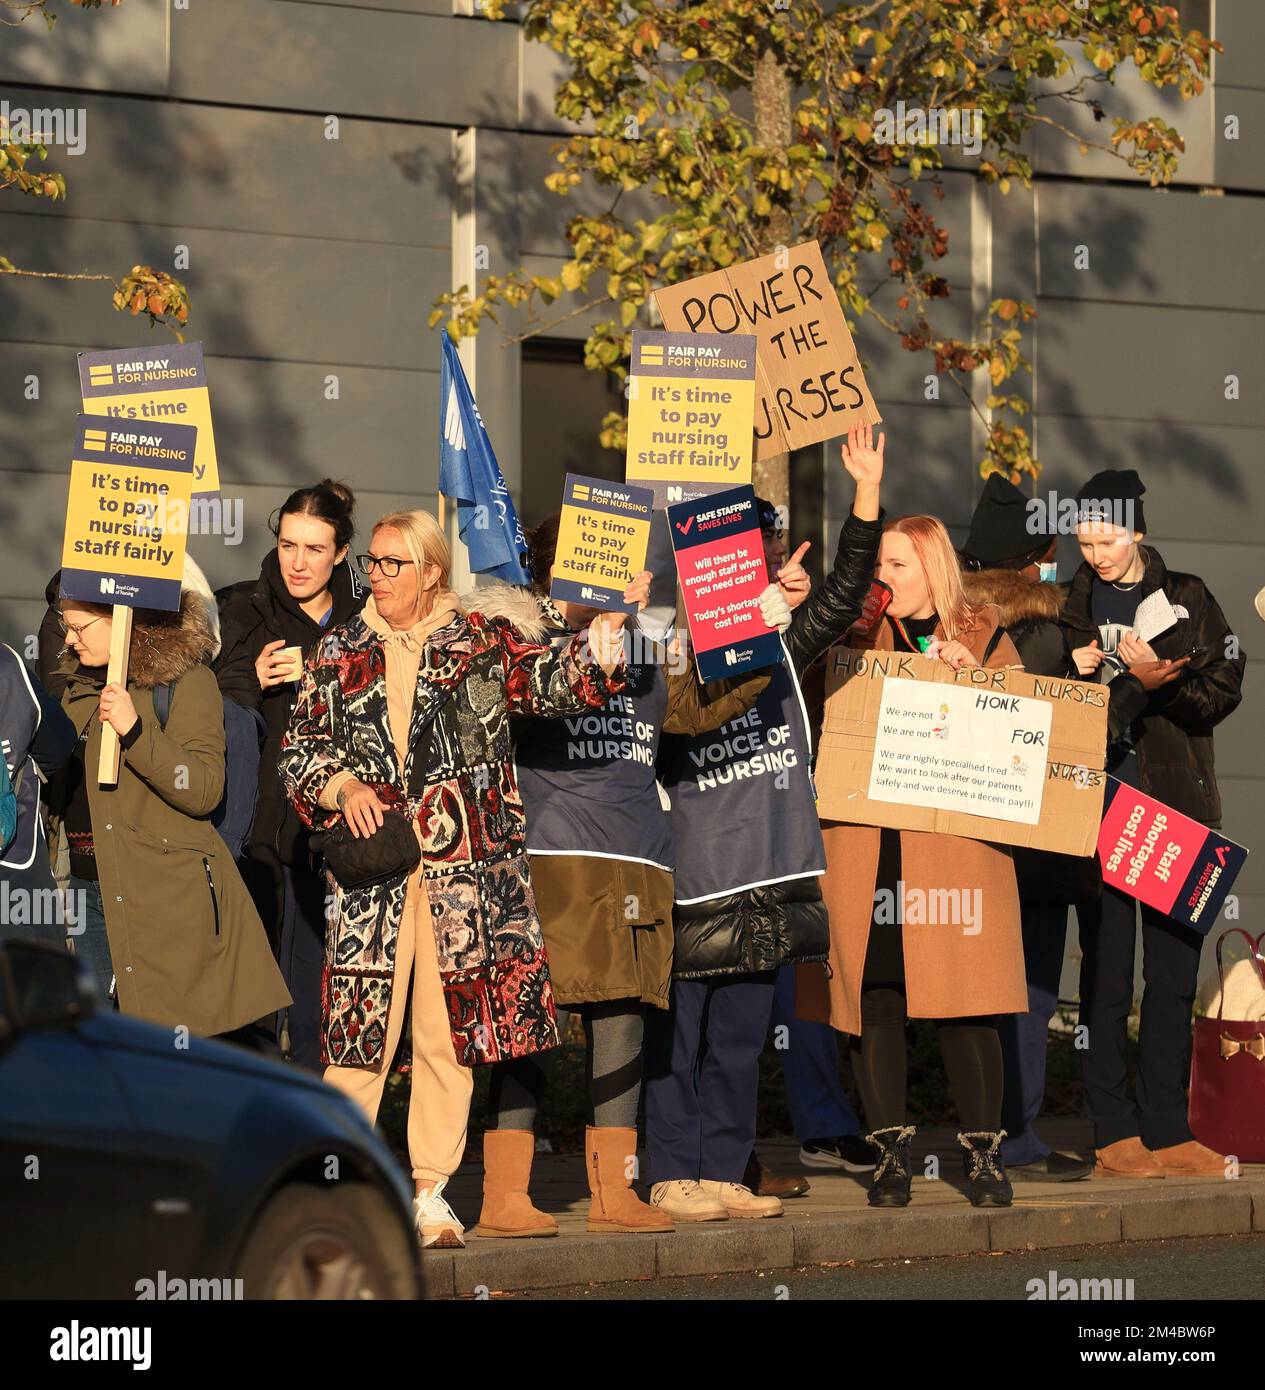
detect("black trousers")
[1076,882,1203,1150]
[277,862,328,1074]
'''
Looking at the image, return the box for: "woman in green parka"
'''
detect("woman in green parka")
[56,587,290,1040]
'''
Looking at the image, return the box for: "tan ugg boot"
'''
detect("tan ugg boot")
[586,1126,675,1233]
[474,1129,558,1238]
[1093,1136,1166,1179]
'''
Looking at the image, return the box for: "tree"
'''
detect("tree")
[0,0,191,337]
[431,1,1216,501]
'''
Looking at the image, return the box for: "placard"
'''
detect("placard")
[624,329,756,505]
[78,341,219,496]
[60,414,197,612]
[1098,777,1248,933]
[652,240,880,461]
[550,473,653,613]
[816,647,1108,855]
[668,485,781,682]
[868,677,1053,826]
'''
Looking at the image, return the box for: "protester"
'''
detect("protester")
[470,517,778,1238]
[214,479,365,1070]
[646,421,884,1222]
[799,508,1027,1210]
[959,474,1093,1183]
[53,582,290,1038]
[1062,468,1244,1179]
[278,508,642,1249]
[1,645,76,948]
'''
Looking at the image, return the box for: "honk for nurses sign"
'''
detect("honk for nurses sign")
[78,342,219,496]
[60,414,196,612]
[550,473,653,613]
[815,648,1108,855]
[625,330,756,506]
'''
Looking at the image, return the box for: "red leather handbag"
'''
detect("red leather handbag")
[1188,928,1265,1163]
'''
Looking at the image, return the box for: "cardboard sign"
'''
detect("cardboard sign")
[550,473,653,613]
[815,648,1108,855]
[868,677,1052,825]
[668,485,781,681]
[78,342,219,496]
[652,240,880,461]
[624,329,756,505]
[1098,777,1248,933]
[60,414,197,612]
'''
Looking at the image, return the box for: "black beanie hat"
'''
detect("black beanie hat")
[1076,468,1146,535]
[963,472,1046,565]
[756,496,781,535]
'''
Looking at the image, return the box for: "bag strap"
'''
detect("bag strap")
[1213,928,1265,1021]
[152,681,174,730]
[981,624,1006,665]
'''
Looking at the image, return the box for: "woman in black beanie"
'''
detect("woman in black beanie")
[1060,468,1244,1179]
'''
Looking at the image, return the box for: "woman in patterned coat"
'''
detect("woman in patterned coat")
[279,508,645,1248]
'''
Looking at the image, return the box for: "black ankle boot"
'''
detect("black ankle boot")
[958,1130,1013,1208]
[865,1125,916,1208]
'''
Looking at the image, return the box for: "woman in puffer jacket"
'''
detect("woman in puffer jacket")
[470,520,780,1239]
[645,422,885,1223]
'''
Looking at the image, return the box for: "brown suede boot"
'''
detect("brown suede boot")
[474,1130,558,1238]
[585,1126,675,1233]
[1093,1136,1166,1179]
[1150,1140,1227,1177]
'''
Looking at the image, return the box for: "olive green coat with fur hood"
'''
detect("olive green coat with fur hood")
[59,593,291,1035]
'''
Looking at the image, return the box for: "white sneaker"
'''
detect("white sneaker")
[649,1179,728,1222]
[414,1178,465,1249]
[699,1180,784,1219]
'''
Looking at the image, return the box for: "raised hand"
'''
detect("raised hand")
[841,419,885,486]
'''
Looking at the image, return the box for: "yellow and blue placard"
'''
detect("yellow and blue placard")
[625,330,757,507]
[60,414,196,612]
[78,341,219,497]
[550,473,654,613]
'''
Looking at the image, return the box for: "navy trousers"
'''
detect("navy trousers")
[277,863,327,1073]
[645,971,777,1185]
[1077,883,1202,1150]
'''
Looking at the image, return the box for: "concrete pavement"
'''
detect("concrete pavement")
[421,1121,1265,1299]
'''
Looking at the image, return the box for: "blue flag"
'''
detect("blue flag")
[439,334,530,585]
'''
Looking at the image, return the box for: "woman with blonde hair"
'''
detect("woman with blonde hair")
[279,507,647,1248]
[800,510,1028,1210]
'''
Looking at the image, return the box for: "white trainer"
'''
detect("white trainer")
[699,1179,784,1219]
[414,1178,465,1248]
[649,1179,729,1222]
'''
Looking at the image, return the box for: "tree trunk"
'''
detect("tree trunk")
[752,43,792,514]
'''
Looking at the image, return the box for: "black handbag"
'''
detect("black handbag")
[310,714,436,891]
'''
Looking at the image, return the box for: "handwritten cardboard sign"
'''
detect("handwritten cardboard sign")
[550,473,653,613]
[60,414,196,612]
[652,240,880,461]
[78,342,219,497]
[1098,777,1248,933]
[668,485,781,682]
[815,648,1108,855]
[625,329,756,505]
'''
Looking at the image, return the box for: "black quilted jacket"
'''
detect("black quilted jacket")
[672,510,883,979]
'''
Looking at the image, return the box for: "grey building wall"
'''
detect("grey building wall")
[1,2,1260,980]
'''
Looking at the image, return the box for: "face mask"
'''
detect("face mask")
[1038,562,1058,584]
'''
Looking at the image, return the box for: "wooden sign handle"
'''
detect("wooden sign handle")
[97,604,132,786]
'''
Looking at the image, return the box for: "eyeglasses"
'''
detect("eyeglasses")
[58,615,105,639]
[356,553,414,579]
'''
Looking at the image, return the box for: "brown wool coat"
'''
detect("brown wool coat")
[467,584,769,1010]
[59,594,291,1035]
[797,606,1029,1035]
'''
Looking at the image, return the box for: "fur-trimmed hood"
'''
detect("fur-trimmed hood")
[962,569,1064,629]
[459,581,556,643]
[128,588,219,688]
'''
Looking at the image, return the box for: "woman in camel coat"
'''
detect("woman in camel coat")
[799,514,1027,1211]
